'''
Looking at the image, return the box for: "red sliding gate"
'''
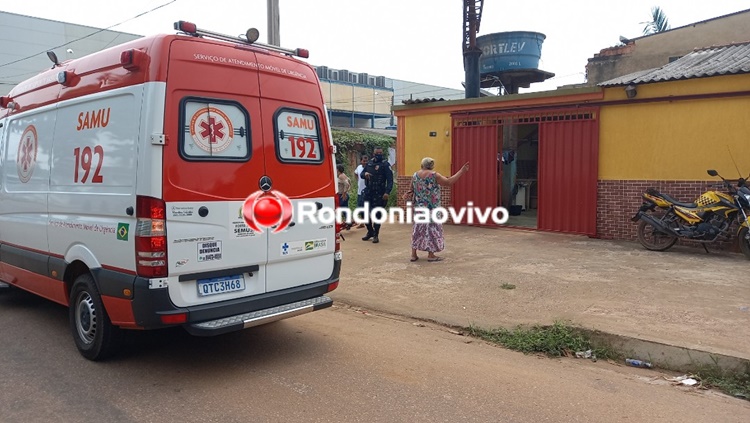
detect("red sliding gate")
[450,125,499,226]
[451,108,599,236]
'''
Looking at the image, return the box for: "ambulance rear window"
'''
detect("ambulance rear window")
[179,98,251,161]
[273,108,324,165]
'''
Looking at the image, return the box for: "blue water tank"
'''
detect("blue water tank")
[476,31,546,73]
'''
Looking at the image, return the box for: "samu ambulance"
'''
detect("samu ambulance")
[0,21,342,360]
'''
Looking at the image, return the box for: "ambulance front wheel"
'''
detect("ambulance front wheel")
[69,273,122,361]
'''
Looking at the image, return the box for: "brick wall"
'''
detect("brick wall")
[597,180,739,251]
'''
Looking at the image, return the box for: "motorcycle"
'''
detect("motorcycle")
[631,169,750,259]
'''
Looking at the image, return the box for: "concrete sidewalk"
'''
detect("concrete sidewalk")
[331,222,750,368]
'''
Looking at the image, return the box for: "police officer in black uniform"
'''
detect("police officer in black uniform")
[359,147,393,244]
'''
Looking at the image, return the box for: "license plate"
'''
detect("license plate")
[197,275,246,297]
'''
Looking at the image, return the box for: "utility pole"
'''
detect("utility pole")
[267,0,280,46]
[463,0,483,99]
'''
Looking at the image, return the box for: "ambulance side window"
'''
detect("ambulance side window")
[179,98,251,161]
[273,108,324,165]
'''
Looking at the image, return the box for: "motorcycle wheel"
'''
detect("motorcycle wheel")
[636,219,678,251]
[739,227,750,260]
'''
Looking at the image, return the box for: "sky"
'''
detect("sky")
[3,1,750,93]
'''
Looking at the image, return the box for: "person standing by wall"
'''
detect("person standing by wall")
[360,147,393,244]
[353,155,368,228]
[405,157,469,262]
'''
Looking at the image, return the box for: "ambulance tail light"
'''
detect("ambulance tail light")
[135,196,168,278]
[120,49,146,71]
[160,312,188,325]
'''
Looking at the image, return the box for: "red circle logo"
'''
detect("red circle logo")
[189,107,234,154]
[17,125,38,183]
[242,190,293,233]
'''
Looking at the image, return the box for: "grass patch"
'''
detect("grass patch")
[692,365,750,400]
[467,321,750,401]
[466,321,619,360]
[500,283,516,290]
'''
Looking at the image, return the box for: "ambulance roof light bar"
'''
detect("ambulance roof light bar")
[173,20,309,59]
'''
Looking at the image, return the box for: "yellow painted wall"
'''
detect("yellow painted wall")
[401,113,453,175]
[600,74,750,180]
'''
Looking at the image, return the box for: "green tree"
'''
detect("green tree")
[331,129,393,168]
[642,6,671,35]
[331,129,396,209]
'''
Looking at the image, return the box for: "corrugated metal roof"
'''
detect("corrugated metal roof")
[599,41,750,87]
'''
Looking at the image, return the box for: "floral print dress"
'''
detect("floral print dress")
[410,171,445,253]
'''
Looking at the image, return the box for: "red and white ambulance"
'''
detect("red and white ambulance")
[0,21,342,360]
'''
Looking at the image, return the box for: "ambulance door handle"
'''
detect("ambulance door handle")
[126,207,134,216]
[199,206,209,217]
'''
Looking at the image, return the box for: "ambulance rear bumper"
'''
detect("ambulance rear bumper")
[131,258,341,333]
[184,295,333,336]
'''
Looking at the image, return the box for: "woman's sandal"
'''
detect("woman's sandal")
[410,256,419,262]
[427,256,443,262]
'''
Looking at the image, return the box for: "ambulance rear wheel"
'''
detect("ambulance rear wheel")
[69,274,121,361]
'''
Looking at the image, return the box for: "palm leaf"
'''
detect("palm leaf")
[642,6,671,35]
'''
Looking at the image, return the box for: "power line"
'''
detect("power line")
[0,0,177,69]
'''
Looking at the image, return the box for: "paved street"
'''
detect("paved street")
[1,287,749,423]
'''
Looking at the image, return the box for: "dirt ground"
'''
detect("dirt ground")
[332,222,750,361]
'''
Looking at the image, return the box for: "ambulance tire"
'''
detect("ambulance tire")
[69,274,122,361]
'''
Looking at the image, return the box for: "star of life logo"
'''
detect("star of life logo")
[242,189,510,230]
[17,125,38,183]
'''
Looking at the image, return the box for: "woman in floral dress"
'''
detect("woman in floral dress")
[406,157,469,262]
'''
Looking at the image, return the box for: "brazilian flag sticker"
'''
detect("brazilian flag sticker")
[117,223,129,241]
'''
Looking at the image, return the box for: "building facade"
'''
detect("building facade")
[314,65,465,130]
[0,11,142,96]
[585,8,750,86]
[393,41,750,251]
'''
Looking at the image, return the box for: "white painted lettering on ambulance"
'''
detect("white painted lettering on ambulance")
[191,52,307,80]
[76,108,111,131]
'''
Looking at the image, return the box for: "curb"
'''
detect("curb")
[332,298,750,376]
[582,328,750,374]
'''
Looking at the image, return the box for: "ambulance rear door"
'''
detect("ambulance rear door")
[161,38,269,308]
[256,54,337,293]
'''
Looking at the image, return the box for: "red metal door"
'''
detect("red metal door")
[538,117,599,236]
[451,125,498,225]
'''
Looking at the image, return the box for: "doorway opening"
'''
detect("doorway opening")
[500,123,538,229]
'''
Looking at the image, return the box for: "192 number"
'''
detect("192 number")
[288,136,318,159]
[74,145,104,183]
